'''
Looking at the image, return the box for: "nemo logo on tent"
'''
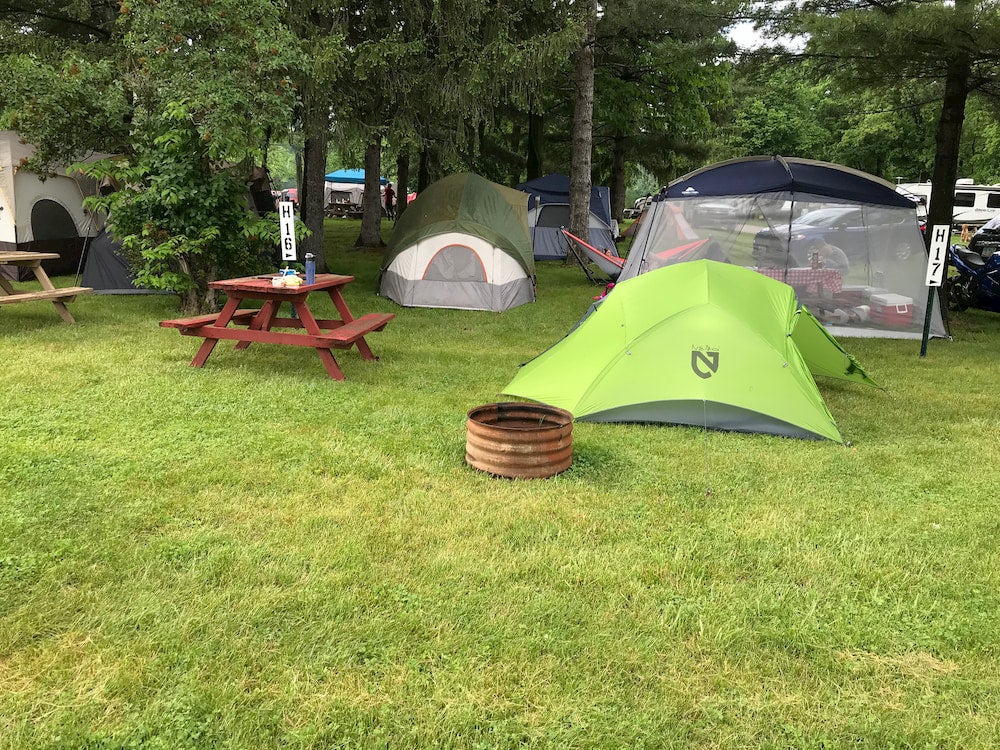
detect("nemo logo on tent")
[691,349,719,379]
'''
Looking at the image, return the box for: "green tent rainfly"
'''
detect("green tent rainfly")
[379,173,535,312]
[503,260,877,442]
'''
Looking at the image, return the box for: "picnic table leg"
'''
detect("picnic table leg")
[353,335,378,361]
[51,300,76,324]
[191,296,241,368]
[326,289,356,324]
[292,299,345,380]
[30,265,76,324]
[234,300,279,351]
[324,288,377,360]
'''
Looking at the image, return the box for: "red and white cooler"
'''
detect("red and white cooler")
[870,293,914,326]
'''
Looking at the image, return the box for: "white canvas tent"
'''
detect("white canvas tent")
[0,130,102,279]
[323,181,364,206]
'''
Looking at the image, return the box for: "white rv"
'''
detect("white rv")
[897,179,1000,227]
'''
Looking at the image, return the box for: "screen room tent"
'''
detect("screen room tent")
[516,173,617,260]
[1,130,102,280]
[504,260,877,442]
[620,156,947,340]
[379,173,535,312]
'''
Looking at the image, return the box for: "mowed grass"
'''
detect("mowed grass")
[1,219,998,748]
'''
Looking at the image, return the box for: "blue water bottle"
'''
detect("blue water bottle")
[305,253,316,284]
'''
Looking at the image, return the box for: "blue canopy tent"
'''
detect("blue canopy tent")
[324,168,388,185]
[516,173,618,260]
[620,155,947,340]
[324,169,389,210]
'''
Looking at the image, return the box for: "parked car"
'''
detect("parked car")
[624,194,653,219]
[752,206,918,264]
[690,199,745,227]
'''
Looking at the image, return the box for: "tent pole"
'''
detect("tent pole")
[74,212,96,287]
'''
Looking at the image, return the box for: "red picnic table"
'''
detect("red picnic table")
[751,266,843,295]
[160,274,393,380]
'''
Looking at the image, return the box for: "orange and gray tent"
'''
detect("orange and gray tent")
[379,173,535,312]
[504,260,877,442]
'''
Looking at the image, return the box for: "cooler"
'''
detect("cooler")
[838,285,866,305]
[870,293,914,326]
[840,285,889,303]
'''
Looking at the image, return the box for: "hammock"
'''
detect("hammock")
[561,229,625,279]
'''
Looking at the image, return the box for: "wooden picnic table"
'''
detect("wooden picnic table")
[0,251,92,323]
[160,273,393,380]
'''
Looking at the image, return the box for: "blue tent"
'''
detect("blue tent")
[516,173,614,226]
[324,168,388,185]
[515,173,617,260]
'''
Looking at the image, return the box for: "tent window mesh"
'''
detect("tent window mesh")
[536,205,571,228]
[424,245,487,282]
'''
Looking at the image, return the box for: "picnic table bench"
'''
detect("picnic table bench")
[160,273,393,380]
[0,251,92,323]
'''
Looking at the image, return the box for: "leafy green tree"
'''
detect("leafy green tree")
[593,0,739,218]
[958,96,1000,183]
[568,0,598,245]
[715,63,834,160]
[1,0,302,312]
[791,0,1000,238]
[283,1,344,269]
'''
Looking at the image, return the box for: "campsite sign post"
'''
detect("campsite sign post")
[920,224,950,357]
[278,201,297,262]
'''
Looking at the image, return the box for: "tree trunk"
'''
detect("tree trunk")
[926,37,971,332]
[396,151,410,220]
[926,53,971,242]
[355,139,384,248]
[609,133,627,223]
[294,147,303,195]
[300,91,329,271]
[567,0,597,260]
[418,146,431,192]
[526,112,544,182]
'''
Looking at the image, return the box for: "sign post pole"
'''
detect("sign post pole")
[278,200,299,319]
[920,224,950,358]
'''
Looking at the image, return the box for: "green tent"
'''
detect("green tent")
[503,260,877,442]
[379,173,535,311]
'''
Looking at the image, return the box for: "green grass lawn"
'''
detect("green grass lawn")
[1,220,998,748]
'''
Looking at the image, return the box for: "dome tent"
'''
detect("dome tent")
[504,260,877,442]
[621,156,947,340]
[379,173,535,312]
[516,173,617,260]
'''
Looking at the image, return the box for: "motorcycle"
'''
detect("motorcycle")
[947,241,1000,313]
